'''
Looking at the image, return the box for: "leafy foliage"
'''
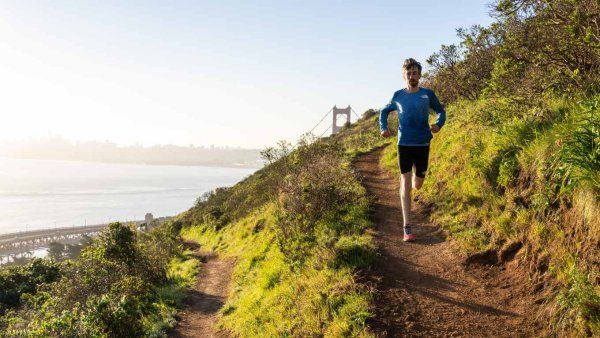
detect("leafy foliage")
[419,1,600,333]
[1,222,184,336]
[0,259,60,315]
[274,139,366,265]
[427,0,600,104]
[555,256,600,336]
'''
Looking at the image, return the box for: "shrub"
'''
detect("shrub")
[3,222,182,336]
[275,140,363,265]
[0,259,60,314]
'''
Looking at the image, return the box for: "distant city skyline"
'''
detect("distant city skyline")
[0,134,260,150]
[0,136,262,167]
[0,1,494,148]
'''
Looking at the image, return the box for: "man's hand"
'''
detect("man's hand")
[430,124,440,133]
[380,128,391,137]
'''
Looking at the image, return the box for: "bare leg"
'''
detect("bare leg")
[400,172,412,227]
[412,174,424,190]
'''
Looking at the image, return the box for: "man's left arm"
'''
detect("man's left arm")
[429,90,446,133]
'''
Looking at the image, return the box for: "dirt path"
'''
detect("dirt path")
[354,147,541,337]
[171,243,233,338]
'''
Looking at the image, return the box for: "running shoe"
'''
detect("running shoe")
[403,225,416,242]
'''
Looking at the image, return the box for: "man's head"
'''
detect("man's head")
[402,58,422,89]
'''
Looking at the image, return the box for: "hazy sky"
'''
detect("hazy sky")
[0,1,494,148]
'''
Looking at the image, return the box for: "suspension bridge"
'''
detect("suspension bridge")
[308,105,361,137]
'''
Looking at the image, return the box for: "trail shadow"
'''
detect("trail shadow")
[170,289,227,338]
[375,254,467,289]
[183,289,225,315]
[413,231,446,245]
[414,288,519,317]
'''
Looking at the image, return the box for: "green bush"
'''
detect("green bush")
[274,140,365,266]
[2,222,184,336]
[0,259,60,314]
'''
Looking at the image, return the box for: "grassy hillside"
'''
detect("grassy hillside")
[3,1,597,335]
[180,93,598,336]
[0,111,395,337]
[178,1,600,335]
[381,95,599,334]
[174,111,396,336]
[405,1,600,334]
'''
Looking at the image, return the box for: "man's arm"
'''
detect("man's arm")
[428,90,446,133]
[379,92,397,136]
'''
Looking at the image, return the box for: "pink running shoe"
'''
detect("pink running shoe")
[403,226,416,242]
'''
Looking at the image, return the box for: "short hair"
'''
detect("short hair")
[403,58,422,74]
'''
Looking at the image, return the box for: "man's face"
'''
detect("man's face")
[403,66,421,88]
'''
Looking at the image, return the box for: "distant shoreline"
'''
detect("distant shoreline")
[0,138,264,169]
[0,157,255,238]
[0,155,263,169]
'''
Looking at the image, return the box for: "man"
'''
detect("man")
[379,58,446,242]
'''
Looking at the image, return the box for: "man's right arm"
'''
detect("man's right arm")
[379,92,397,134]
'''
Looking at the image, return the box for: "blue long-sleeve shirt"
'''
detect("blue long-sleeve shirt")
[379,87,446,146]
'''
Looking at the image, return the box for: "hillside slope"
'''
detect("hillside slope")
[355,147,542,337]
[171,100,597,336]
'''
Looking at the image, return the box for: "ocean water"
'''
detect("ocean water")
[0,157,256,235]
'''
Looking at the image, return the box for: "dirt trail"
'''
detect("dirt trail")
[354,147,542,337]
[171,243,233,338]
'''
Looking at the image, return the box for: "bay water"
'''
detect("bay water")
[0,157,256,235]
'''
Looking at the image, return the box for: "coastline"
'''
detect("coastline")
[0,155,264,169]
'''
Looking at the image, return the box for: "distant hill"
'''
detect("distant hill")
[0,137,262,168]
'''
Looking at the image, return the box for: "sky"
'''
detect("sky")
[0,1,495,149]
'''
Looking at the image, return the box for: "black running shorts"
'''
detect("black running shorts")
[397,145,430,178]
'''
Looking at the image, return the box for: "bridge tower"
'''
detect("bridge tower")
[331,105,351,135]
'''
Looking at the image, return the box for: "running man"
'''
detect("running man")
[379,58,446,242]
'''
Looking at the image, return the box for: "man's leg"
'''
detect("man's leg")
[412,146,430,190]
[400,172,413,227]
[398,145,417,241]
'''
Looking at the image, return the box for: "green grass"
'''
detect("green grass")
[146,249,200,336]
[166,249,200,289]
[181,204,374,337]
[379,142,399,175]
[554,256,600,336]
[173,110,393,336]
[385,95,600,333]
[174,97,598,335]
